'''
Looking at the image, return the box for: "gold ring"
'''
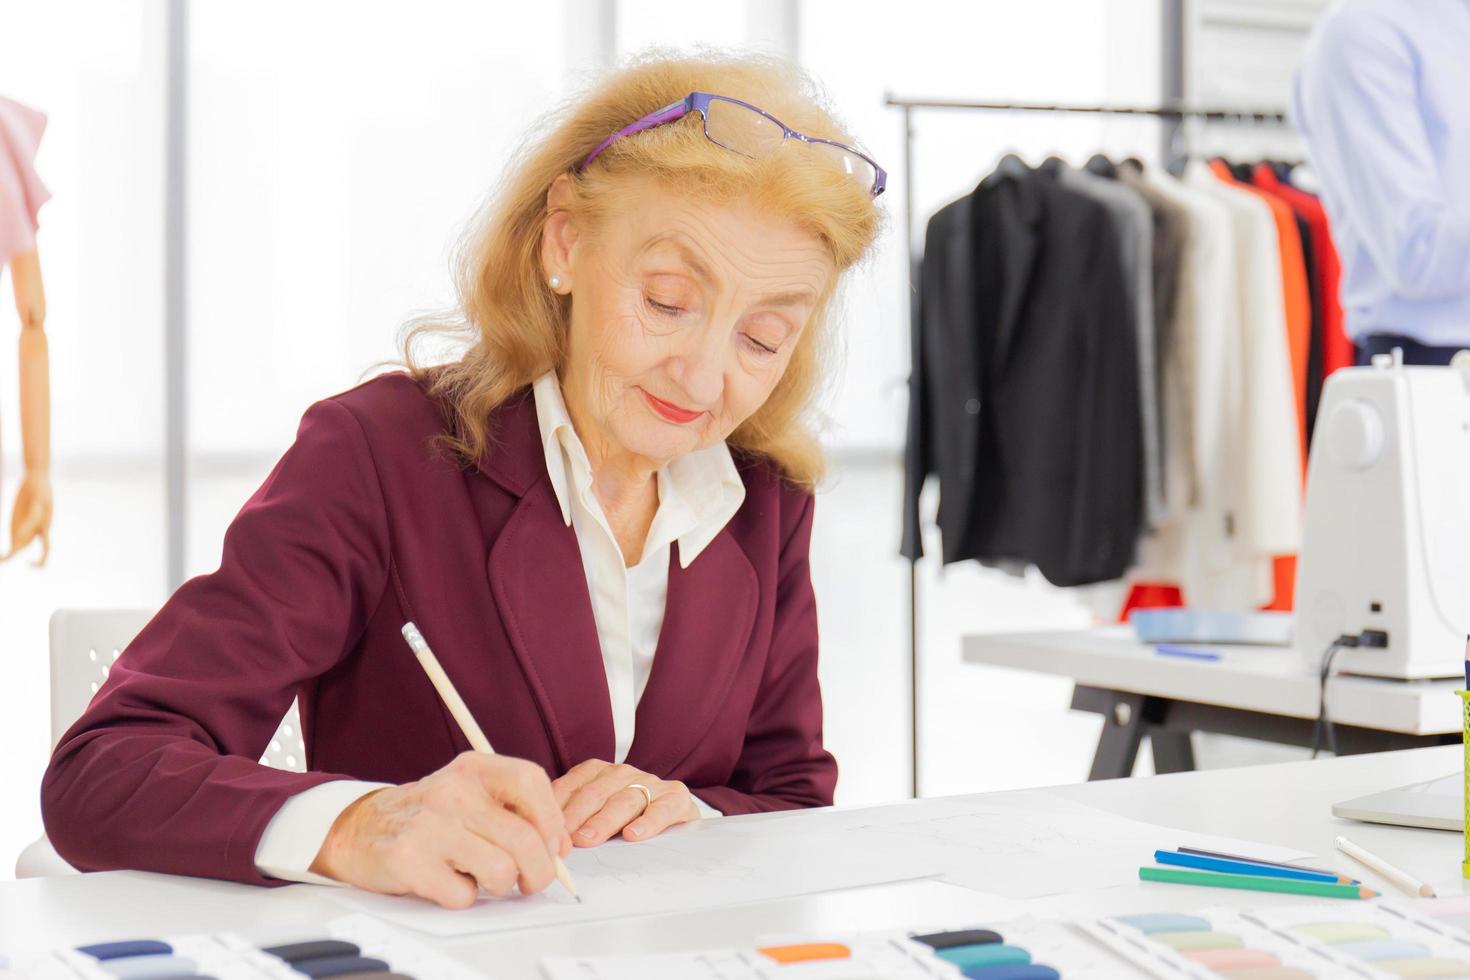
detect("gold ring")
[625,782,654,813]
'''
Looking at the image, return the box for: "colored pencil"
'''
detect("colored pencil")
[1154,850,1347,884]
[401,621,581,903]
[1175,846,1356,882]
[1140,866,1378,899]
[1155,644,1221,661]
[1335,836,1436,898]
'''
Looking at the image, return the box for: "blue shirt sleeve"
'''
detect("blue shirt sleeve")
[1291,3,1470,302]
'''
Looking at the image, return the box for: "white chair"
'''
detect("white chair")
[15,608,307,877]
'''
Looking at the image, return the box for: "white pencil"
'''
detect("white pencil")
[1335,835,1435,898]
[401,621,581,903]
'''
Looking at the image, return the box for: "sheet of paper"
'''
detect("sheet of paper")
[323,817,946,937]
[740,791,1316,900]
[323,790,1316,934]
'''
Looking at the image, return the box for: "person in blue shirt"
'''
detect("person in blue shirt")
[1291,0,1470,365]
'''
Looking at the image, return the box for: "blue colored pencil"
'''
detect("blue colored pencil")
[1154,644,1221,662]
[1176,846,1359,883]
[1155,850,1353,884]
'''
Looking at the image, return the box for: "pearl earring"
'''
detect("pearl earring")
[548,275,563,290]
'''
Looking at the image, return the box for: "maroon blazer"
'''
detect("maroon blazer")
[41,372,836,886]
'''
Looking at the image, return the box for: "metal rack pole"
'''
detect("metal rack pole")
[882,96,1286,122]
[900,104,918,799]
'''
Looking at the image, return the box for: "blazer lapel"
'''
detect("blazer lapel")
[480,394,617,772]
[626,530,758,776]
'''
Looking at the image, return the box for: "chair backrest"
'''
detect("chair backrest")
[48,609,305,772]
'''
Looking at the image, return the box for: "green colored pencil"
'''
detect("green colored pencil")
[1140,866,1378,900]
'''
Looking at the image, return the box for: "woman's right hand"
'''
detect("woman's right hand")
[309,752,572,908]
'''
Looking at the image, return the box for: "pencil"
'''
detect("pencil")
[1154,850,1349,884]
[1335,836,1436,898]
[1155,644,1221,662]
[1140,866,1378,899]
[1175,846,1356,883]
[401,621,581,903]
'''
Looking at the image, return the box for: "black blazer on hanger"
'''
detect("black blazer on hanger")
[902,157,1143,587]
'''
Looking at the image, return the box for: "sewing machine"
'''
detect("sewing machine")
[1294,349,1470,679]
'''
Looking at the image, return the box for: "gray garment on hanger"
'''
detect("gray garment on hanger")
[1119,162,1196,518]
[1044,161,1163,529]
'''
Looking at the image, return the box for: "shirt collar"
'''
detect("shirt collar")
[531,372,745,567]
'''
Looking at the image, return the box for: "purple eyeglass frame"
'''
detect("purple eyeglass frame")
[578,91,887,197]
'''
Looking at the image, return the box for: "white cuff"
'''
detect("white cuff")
[691,794,723,820]
[255,780,393,885]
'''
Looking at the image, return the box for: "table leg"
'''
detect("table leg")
[1084,690,1147,780]
[1070,685,1456,781]
[1149,730,1196,773]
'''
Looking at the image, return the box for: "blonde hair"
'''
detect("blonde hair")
[401,50,884,488]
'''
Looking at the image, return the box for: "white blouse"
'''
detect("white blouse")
[253,374,745,884]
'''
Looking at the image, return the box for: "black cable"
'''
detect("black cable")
[1311,635,1356,759]
[1310,643,1337,758]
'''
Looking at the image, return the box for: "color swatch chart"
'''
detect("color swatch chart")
[1414,896,1470,941]
[1,914,483,980]
[541,920,1146,979]
[1084,901,1470,978]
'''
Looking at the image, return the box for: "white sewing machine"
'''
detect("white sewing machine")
[1294,349,1470,679]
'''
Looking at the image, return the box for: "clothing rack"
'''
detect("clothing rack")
[886,96,1292,799]
[884,97,1288,121]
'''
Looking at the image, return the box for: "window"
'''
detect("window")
[185,0,570,574]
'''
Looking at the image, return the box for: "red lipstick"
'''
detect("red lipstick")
[640,388,704,424]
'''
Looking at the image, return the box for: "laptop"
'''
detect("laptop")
[1333,773,1462,831]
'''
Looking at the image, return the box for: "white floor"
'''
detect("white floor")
[0,455,1304,879]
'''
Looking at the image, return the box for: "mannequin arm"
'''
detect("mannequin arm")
[3,246,52,564]
[12,247,49,473]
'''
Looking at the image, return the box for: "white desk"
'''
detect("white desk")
[964,626,1462,778]
[4,746,1466,979]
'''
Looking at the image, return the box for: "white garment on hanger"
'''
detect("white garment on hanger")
[1127,166,1242,605]
[1176,160,1302,608]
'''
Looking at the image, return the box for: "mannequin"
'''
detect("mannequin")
[0,95,53,565]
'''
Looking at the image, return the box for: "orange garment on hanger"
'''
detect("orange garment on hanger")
[1252,164,1351,379]
[1210,159,1311,467]
[1253,168,1347,621]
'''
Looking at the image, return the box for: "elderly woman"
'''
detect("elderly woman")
[41,54,883,909]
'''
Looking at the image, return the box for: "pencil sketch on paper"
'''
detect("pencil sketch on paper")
[846,811,1101,858]
[572,837,760,893]
[325,822,934,937]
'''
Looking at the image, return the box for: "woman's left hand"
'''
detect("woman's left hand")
[552,760,701,846]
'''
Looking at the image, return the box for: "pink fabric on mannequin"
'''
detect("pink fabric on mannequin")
[0,94,51,267]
